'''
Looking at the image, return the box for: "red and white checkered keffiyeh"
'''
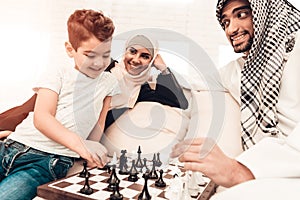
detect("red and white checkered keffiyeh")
[216,0,300,149]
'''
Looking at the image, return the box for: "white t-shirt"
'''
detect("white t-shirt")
[9,64,119,157]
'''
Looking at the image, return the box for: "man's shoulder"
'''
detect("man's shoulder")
[219,57,244,74]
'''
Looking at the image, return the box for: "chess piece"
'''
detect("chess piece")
[181,172,192,200]
[148,160,158,179]
[107,165,120,191]
[108,152,118,167]
[106,165,113,183]
[152,153,157,166]
[119,156,129,175]
[136,146,143,168]
[188,171,201,197]
[79,171,93,195]
[128,160,139,182]
[142,158,149,173]
[155,169,166,187]
[110,181,123,200]
[165,174,183,200]
[138,173,151,200]
[119,150,129,175]
[194,172,207,186]
[79,160,90,178]
[155,152,162,167]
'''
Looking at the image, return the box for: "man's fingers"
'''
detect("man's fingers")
[173,138,204,149]
[178,152,203,163]
[171,144,202,158]
[172,138,206,153]
[184,162,206,173]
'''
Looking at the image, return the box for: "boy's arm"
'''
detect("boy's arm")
[0,130,12,139]
[87,96,112,141]
[33,88,103,167]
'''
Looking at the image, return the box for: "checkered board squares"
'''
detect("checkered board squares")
[46,165,213,200]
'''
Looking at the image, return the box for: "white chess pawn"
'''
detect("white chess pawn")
[188,171,200,196]
[109,152,118,166]
[181,172,192,200]
[165,174,183,200]
[194,171,206,186]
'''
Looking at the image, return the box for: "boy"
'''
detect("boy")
[0,9,119,199]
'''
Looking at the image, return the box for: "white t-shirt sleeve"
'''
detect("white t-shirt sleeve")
[105,72,120,97]
[33,65,63,94]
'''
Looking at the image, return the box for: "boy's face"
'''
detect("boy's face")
[220,0,254,55]
[67,36,112,79]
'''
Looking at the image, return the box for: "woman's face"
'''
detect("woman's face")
[124,45,153,75]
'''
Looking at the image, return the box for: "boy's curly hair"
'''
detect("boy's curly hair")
[67,9,115,50]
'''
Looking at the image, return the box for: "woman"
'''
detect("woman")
[105,34,188,130]
[102,34,190,159]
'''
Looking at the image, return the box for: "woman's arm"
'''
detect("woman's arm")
[139,54,189,109]
[156,67,189,109]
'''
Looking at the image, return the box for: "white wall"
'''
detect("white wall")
[0,0,299,112]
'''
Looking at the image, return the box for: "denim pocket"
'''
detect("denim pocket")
[49,156,74,180]
[1,141,30,174]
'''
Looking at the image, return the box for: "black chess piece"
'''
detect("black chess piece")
[79,160,90,178]
[106,165,113,183]
[110,181,123,200]
[152,153,157,166]
[155,153,162,167]
[119,150,129,175]
[138,173,151,200]
[128,160,139,182]
[142,158,149,173]
[107,165,120,191]
[155,169,166,187]
[136,146,143,168]
[148,160,158,180]
[79,171,93,195]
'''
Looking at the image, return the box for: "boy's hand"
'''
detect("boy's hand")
[80,140,108,168]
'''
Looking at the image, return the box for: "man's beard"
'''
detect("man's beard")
[233,37,253,53]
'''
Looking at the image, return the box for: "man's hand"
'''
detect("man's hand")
[170,138,255,187]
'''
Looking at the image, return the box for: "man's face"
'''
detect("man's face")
[220,0,254,54]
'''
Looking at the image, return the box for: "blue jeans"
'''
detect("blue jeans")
[0,139,74,200]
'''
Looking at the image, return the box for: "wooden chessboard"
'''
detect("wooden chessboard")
[37,163,216,200]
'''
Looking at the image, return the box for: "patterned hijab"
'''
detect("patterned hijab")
[216,0,300,149]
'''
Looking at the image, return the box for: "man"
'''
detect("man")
[171,0,300,199]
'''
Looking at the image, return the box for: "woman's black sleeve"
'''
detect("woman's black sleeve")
[137,68,189,109]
